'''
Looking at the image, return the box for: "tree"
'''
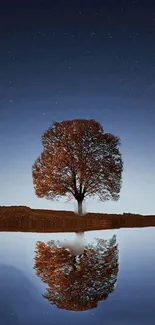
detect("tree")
[32,119,123,215]
[33,235,119,311]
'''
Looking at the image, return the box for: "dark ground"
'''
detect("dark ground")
[0,206,155,232]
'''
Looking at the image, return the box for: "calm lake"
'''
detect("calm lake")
[0,227,155,325]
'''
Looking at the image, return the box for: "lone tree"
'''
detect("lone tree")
[32,119,123,215]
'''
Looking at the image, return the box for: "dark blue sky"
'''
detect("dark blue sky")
[0,0,155,214]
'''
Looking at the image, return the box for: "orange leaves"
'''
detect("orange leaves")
[33,235,119,311]
[32,119,123,205]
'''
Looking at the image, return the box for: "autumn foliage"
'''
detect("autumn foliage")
[34,235,119,311]
[32,119,123,214]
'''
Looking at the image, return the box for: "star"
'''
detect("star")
[108,33,113,39]
[149,82,155,89]
[90,32,96,37]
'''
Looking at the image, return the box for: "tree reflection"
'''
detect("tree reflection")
[34,235,119,311]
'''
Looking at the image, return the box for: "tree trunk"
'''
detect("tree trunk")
[78,200,83,216]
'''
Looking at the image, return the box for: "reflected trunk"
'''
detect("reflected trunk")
[73,231,85,269]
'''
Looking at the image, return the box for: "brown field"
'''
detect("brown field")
[0,205,155,233]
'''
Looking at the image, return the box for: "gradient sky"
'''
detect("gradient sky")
[0,0,155,214]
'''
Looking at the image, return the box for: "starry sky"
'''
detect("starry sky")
[0,0,155,214]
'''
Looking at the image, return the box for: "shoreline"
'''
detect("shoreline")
[0,206,155,233]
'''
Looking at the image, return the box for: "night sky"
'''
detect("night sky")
[0,0,155,214]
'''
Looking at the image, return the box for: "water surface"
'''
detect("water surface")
[0,228,155,325]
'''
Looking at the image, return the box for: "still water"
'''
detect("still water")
[0,227,155,325]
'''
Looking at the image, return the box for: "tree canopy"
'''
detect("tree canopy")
[32,119,123,214]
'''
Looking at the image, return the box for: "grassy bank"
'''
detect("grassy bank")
[0,206,155,233]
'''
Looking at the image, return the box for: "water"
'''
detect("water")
[0,227,155,324]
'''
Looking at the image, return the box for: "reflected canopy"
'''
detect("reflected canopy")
[34,235,119,311]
